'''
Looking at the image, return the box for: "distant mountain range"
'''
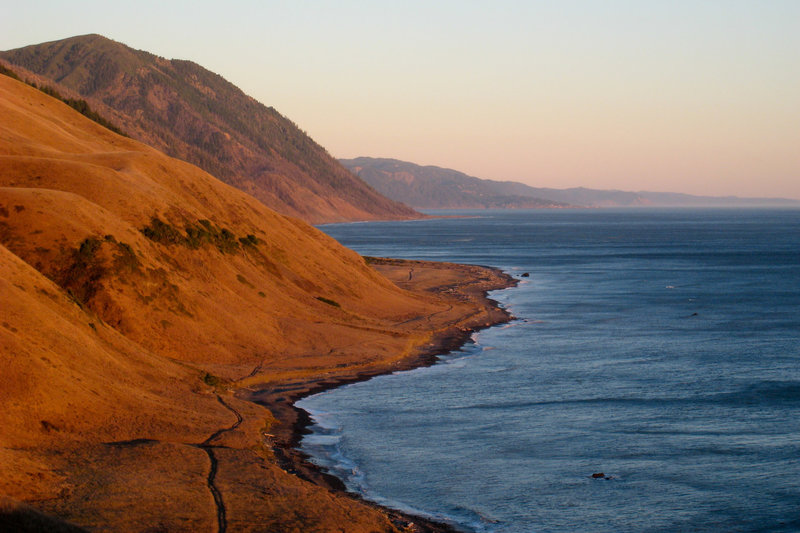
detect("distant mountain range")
[342,157,800,209]
[0,35,418,223]
[341,157,571,209]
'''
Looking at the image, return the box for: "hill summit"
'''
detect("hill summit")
[0,34,419,223]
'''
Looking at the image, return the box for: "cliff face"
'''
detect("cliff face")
[0,34,420,223]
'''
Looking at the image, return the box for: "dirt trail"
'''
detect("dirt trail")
[199,395,243,533]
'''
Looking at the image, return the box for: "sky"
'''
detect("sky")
[2,1,799,198]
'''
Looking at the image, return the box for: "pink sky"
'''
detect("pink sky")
[3,1,799,198]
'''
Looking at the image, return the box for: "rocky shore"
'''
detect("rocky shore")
[245,259,516,532]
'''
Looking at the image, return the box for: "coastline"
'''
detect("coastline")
[1,256,516,533]
[245,258,517,532]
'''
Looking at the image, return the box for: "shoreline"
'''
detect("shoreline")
[244,259,517,532]
[1,254,517,532]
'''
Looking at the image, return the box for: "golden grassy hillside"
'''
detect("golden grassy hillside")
[1,35,421,223]
[0,74,512,532]
[0,73,443,370]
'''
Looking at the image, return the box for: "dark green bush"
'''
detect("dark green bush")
[239,234,260,247]
[78,237,102,260]
[113,241,140,271]
[202,372,222,388]
[316,296,341,308]
[141,217,183,244]
[236,273,254,288]
[141,216,259,255]
[216,228,239,253]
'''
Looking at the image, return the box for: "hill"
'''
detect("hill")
[0,73,511,531]
[0,34,419,224]
[342,157,800,208]
[342,157,571,209]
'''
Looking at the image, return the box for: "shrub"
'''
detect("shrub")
[61,237,107,306]
[316,296,341,308]
[77,237,102,260]
[0,64,21,80]
[141,217,183,244]
[216,228,239,253]
[184,224,212,249]
[202,372,222,388]
[141,216,259,255]
[113,241,140,271]
[236,273,254,288]
[239,234,260,247]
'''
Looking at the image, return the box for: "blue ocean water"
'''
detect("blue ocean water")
[298,209,800,533]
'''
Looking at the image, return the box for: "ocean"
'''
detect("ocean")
[298,208,800,533]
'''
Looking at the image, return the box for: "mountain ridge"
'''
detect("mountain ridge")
[0,73,510,531]
[0,34,419,223]
[342,157,800,208]
[342,156,573,209]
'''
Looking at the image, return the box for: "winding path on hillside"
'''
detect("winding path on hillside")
[199,395,243,533]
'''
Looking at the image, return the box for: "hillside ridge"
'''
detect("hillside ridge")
[343,156,800,208]
[343,156,571,209]
[0,34,419,223]
[0,73,511,531]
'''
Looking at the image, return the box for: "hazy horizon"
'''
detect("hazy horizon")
[3,1,798,199]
